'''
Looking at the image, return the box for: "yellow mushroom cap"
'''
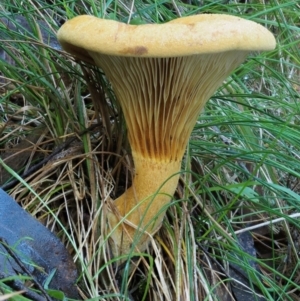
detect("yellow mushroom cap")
[57,14,275,61]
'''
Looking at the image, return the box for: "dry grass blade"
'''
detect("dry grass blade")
[0,291,25,300]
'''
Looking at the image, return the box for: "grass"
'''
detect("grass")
[0,0,299,300]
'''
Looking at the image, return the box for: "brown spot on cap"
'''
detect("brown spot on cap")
[119,46,148,56]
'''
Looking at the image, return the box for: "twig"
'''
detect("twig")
[231,212,300,236]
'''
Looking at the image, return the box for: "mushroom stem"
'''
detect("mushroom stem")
[108,153,180,255]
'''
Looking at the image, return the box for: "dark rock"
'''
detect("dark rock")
[0,189,78,298]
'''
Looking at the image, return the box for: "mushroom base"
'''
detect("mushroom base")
[106,154,181,257]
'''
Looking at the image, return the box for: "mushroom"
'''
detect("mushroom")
[57,14,275,256]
